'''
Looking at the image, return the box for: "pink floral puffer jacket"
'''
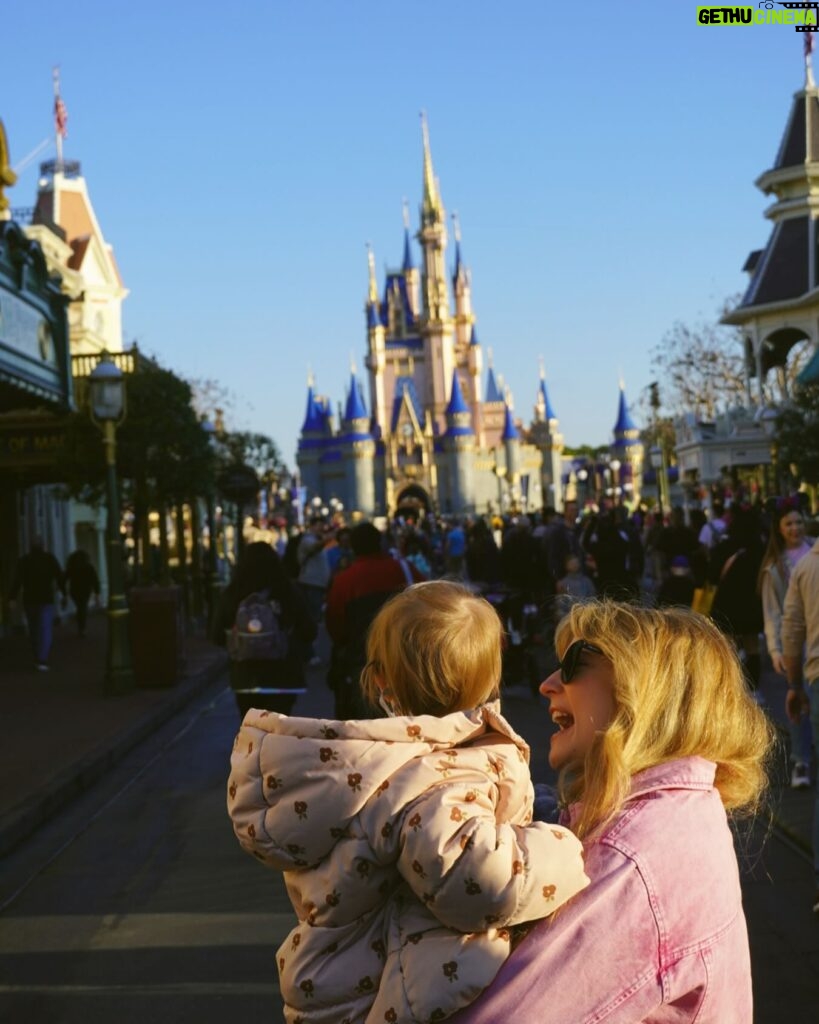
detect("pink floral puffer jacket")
[228,703,589,1024]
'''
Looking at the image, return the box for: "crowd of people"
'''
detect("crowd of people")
[217,491,817,1023]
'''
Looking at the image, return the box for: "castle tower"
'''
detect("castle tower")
[364,245,387,431]
[442,367,476,514]
[417,113,454,426]
[297,374,327,499]
[341,366,376,517]
[502,396,521,508]
[402,200,420,318]
[466,324,484,445]
[529,364,565,510]
[611,383,643,504]
[451,214,474,347]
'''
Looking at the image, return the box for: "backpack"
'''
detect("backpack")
[227,590,290,662]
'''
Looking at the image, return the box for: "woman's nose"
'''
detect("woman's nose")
[539,669,562,698]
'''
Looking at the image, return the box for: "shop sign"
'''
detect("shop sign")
[0,424,66,467]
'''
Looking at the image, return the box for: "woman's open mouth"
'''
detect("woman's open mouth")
[551,710,574,731]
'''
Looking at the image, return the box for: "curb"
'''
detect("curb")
[0,653,228,859]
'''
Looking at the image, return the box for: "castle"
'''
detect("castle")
[297,118,642,518]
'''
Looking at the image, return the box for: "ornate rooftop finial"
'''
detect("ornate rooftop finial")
[0,119,17,217]
[350,351,356,374]
[402,197,410,229]
[307,365,315,388]
[420,110,440,215]
[806,25,815,88]
[487,346,494,368]
[451,210,461,243]
[539,355,545,380]
[366,242,378,304]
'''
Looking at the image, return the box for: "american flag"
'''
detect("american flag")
[54,95,68,138]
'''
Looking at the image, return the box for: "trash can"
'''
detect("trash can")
[129,585,186,687]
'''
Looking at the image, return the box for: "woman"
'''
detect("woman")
[213,540,316,717]
[452,601,774,1023]
[759,498,814,788]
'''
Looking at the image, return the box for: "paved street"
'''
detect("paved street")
[0,659,817,1022]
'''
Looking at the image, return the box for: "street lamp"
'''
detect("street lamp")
[88,353,134,694]
[201,418,222,631]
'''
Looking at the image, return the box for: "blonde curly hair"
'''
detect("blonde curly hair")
[361,581,502,716]
[553,601,776,840]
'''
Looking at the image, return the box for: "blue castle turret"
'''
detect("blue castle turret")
[341,367,375,517]
[610,383,644,504]
[442,368,476,513]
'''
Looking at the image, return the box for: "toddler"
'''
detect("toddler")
[228,580,589,1023]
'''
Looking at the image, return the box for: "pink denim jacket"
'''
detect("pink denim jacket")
[452,756,754,1024]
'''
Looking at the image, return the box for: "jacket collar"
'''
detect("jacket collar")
[567,756,717,828]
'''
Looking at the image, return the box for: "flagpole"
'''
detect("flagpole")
[51,66,61,167]
[806,28,815,89]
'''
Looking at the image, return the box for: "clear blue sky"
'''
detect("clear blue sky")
[1,1,811,466]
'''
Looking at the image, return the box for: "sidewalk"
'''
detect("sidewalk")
[0,607,228,858]
[0,608,814,863]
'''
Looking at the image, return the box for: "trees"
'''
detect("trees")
[775,382,819,489]
[651,301,747,422]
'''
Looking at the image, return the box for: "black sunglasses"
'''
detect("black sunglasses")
[559,640,604,684]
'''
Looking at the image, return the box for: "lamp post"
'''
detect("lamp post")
[89,354,134,694]
[201,418,222,632]
[757,405,778,497]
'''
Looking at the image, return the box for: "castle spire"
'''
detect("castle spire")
[421,110,441,218]
[401,199,415,271]
[366,242,378,303]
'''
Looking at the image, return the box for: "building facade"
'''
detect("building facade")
[0,113,128,618]
[297,120,566,518]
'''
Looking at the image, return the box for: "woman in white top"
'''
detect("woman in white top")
[759,499,814,788]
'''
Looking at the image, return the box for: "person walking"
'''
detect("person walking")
[213,541,316,718]
[710,504,765,702]
[297,517,331,666]
[9,537,66,671]
[759,499,814,789]
[782,535,819,914]
[64,549,100,637]
[324,522,422,717]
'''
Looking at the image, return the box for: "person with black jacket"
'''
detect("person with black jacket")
[9,537,65,671]
[213,541,316,718]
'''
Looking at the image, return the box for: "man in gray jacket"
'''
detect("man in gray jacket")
[782,536,819,914]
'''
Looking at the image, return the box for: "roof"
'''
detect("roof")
[390,376,424,432]
[366,301,383,329]
[501,403,519,441]
[446,369,469,415]
[485,366,503,403]
[301,384,324,433]
[402,227,414,271]
[772,91,819,171]
[738,217,810,308]
[613,387,638,435]
[343,371,368,421]
[469,324,479,347]
[383,271,417,333]
[539,377,557,420]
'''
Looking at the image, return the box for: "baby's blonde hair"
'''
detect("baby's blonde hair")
[554,601,776,840]
[361,580,502,716]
